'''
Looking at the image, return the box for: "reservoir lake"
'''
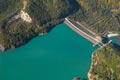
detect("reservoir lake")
[0,23,98,80]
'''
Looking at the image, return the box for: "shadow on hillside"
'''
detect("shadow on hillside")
[46,0,81,33]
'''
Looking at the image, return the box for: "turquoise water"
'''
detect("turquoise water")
[109,37,120,45]
[0,23,98,80]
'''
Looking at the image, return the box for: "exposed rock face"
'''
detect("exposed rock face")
[20,10,32,23]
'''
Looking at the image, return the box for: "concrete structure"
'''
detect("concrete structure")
[64,18,104,47]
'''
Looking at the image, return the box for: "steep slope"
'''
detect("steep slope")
[27,0,80,31]
[0,0,80,51]
[0,0,39,50]
[0,0,22,50]
[0,0,22,22]
[70,0,120,35]
[88,43,120,80]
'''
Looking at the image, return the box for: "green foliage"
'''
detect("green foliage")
[0,0,21,23]
[27,0,80,26]
[70,0,120,35]
[90,43,120,80]
[0,0,80,50]
[2,19,39,49]
[0,0,22,48]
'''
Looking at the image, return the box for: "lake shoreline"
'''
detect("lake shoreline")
[0,23,97,80]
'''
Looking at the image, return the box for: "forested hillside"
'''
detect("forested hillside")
[1,0,120,50]
[0,0,21,23]
[88,43,120,80]
[0,0,22,50]
[0,0,80,51]
[27,0,79,31]
[70,0,120,35]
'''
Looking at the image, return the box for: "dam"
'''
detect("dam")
[64,18,104,47]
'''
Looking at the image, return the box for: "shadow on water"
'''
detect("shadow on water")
[113,43,120,50]
[111,36,120,50]
[102,37,110,44]
[113,43,120,56]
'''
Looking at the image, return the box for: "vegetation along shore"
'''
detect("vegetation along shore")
[0,0,120,80]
